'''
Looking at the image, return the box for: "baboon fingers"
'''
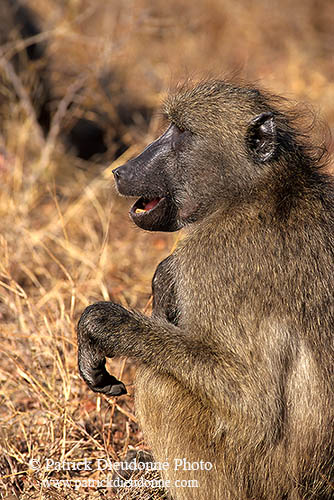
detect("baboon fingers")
[78,354,127,396]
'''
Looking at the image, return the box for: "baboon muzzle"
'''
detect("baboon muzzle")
[112,125,180,232]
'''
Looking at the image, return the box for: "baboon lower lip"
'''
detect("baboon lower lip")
[129,196,179,231]
[129,196,180,232]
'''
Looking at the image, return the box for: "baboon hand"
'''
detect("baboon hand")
[77,301,131,396]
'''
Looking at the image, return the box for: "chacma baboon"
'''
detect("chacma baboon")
[77,79,334,500]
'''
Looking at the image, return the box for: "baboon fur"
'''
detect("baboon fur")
[78,79,334,500]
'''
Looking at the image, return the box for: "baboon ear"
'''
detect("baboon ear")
[246,112,277,162]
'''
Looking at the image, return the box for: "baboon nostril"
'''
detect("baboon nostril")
[112,167,121,179]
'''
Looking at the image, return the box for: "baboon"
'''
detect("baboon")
[77,80,334,500]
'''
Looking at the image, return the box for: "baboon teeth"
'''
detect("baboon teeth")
[134,197,162,214]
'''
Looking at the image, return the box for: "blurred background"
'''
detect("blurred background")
[0,0,333,498]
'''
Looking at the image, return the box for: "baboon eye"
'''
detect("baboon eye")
[171,124,189,150]
[246,112,277,162]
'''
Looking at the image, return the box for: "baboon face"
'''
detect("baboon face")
[113,81,278,232]
[113,124,190,232]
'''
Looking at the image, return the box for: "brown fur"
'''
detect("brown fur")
[78,80,334,499]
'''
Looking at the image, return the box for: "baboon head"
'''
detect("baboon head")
[113,80,312,232]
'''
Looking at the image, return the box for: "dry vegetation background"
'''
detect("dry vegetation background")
[0,0,333,498]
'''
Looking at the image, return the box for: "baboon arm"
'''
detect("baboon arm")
[78,301,231,407]
[151,255,178,325]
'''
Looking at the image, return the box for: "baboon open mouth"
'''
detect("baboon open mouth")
[129,196,179,231]
[131,197,164,215]
[130,196,167,227]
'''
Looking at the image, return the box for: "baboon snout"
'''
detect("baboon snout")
[112,164,133,181]
[112,163,136,194]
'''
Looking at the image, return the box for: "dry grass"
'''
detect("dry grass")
[0,0,333,498]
